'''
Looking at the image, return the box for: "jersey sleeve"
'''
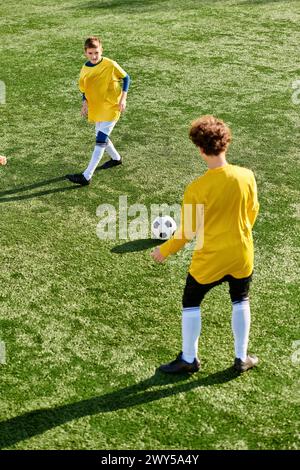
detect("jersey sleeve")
[159,185,199,258]
[112,60,127,79]
[79,66,85,94]
[247,172,259,227]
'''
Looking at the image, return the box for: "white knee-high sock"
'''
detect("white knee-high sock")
[182,307,201,363]
[83,145,106,180]
[231,300,251,361]
[106,139,121,161]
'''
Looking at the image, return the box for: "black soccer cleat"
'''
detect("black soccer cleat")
[65,173,90,186]
[158,352,200,374]
[99,158,122,170]
[234,354,258,373]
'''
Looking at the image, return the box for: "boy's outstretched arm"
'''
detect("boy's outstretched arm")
[151,224,191,264]
[151,187,197,263]
[151,247,166,263]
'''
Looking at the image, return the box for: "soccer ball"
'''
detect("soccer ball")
[151,216,177,240]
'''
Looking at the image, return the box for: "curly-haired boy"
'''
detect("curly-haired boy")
[151,115,259,374]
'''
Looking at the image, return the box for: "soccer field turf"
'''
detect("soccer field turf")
[0,0,299,450]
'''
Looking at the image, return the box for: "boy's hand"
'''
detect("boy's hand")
[119,97,127,112]
[151,246,166,263]
[81,100,88,117]
[0,155,7,166]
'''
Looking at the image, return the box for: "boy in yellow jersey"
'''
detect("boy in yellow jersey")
[66,37,130,186]
[0,156,6,166]
[151,116,259,374]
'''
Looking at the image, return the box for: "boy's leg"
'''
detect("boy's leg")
[105,138,121,161]
[229,275,258,371]
[159,274,221,373]
[83,121,118,180]
[99,137,122,169]
[66,121,118,185]
[181,274,218,363]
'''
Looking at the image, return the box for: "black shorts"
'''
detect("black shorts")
[182,272,252,308]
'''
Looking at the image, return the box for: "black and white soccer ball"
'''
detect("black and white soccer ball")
[151,216,177,240]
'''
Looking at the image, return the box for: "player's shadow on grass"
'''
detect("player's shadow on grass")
[0,176,81,203]
[241,0,282,3]
[0,366,239,449]
[111,238,164,253]
[77,0,169,11]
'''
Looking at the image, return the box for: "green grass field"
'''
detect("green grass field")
[0,0,299,450]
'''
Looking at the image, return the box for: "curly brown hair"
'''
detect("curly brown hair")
[84,36,102,50]
[189,115,231,156]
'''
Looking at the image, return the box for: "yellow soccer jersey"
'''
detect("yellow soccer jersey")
[79,57,127,122]
[159,164,259,284]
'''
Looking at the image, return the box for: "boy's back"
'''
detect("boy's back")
[187,163,259,283]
